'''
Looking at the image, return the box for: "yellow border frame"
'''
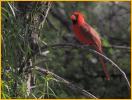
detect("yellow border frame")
[0,0,131,1]
[0,0,131,100]
[0,1,1,100]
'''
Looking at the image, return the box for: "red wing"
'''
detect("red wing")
[79,23,102,51]
[79,23,93,41]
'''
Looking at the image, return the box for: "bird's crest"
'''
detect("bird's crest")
[72,11,85,18]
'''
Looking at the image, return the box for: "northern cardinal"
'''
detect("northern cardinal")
[70,11,110,80]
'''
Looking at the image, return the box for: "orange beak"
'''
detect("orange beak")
[70,15,76,21]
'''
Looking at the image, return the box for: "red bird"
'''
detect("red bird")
[70,11,110,80]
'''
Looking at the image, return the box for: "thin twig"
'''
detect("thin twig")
[89,49,131,88]
[39,2,52,29]
[27,73,31,96]
[20,43,130,89]
[34,66,97,99]
[41,43,131,89]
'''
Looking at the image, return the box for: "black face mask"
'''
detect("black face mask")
[72,19,77,24]
[72,15,78,24]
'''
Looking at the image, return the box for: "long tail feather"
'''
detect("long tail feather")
[96,47,110,80]
[99,56,110,80]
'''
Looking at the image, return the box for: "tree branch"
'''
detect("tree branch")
[90,48,130,88]
[19,43,130,89]
[41,43,131,89]
[39,2,52,29]
[34,66,97,99]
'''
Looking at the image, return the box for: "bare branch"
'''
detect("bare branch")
[89,48,130,88]
[19,43,130,89]
[27,73,31,96]
[34,66,97,99]
[41,43,131,89]
[39,2,52,29]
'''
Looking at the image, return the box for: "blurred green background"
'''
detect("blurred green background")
[2,1,130,99]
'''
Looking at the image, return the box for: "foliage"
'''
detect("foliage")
[2,1,130,99]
